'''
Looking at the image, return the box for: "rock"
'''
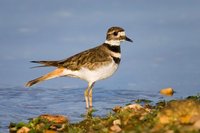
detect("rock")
[157,99,200,124]
[110,125,122,133]
[39,114,68,124]
[124,103,143,110]
[160,88,174,96]
[36,114,68,131]
[17,126,30,133]
[113,119,121,126]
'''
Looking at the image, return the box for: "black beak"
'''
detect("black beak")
[125,36,133,42]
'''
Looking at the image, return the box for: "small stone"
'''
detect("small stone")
[160,88,174,96]
[124,103,143,110]
[113,119,121,126]
[110,125,121,133]
[17,126,30,133]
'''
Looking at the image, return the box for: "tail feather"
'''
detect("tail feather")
[31,60,60,67]
[25,68,65,87]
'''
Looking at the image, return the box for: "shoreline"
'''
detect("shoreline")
[9,94,200,133]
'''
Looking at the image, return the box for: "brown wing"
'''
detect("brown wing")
[57,45,112,70]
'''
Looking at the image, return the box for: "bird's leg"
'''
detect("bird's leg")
[88,82,95,108]
[89,89,93,107]
[84,82,95,108]
[84,87,89,109]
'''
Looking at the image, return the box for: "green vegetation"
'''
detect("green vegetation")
[10,95,200,133]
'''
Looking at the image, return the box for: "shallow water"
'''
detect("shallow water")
[0,86,188,132]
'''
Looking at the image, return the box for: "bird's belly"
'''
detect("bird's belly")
[81,63,118,82]
[65,62,118,83]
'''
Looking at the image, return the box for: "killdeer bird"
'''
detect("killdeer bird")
[25,26,133,108]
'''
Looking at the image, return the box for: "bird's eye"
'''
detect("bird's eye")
[113,32,118,36]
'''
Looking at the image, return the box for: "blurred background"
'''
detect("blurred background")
[1,0,200,131]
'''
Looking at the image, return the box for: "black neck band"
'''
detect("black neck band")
[111,56,121,64]
[104,43,121,53]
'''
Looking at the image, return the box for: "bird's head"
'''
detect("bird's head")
[105,27,133,45]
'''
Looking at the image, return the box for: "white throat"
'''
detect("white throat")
[105,40,121,46]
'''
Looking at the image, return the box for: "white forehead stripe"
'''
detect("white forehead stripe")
[120,31,125,36]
